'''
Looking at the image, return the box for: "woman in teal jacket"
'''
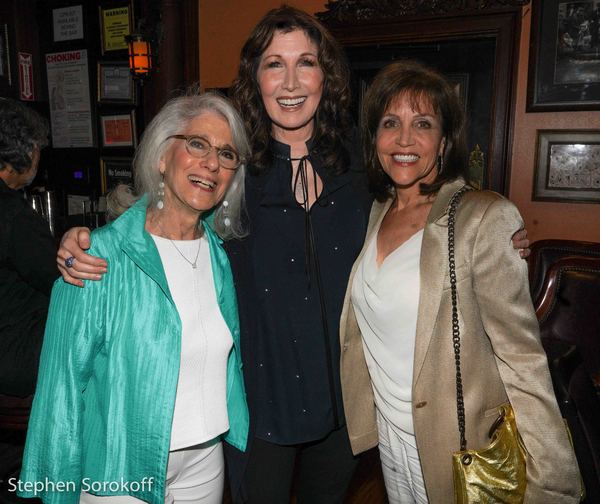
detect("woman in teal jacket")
[18,93,250,504]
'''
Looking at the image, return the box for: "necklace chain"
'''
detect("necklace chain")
[156,221,202,269]
[168,238,201,268]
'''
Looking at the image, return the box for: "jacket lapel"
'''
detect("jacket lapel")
[413,179,466,385]
[112,196,173,303]
[202,216,227,325]
[364,198,393,257]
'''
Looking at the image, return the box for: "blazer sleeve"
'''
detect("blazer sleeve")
[18,243,108,504]
[470,197,581,504]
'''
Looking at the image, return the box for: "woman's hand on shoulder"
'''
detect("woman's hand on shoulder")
[511,228,530,259]
[57,227,108,287]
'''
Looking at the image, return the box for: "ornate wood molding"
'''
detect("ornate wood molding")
[316,0,530,24]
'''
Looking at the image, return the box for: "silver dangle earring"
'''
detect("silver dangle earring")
[437,155,444,174]
[157,173,165,210]
[222,200,231,227]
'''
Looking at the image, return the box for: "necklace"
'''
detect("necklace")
[156,221,202,269]
[168,237,201,268]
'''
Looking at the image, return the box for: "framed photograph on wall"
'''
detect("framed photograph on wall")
[98,62,134,103]
[533,130,600,203]
[527,0,600,111]
[100,112,136,147]
[99,3,132,54]
[100,156,134,194]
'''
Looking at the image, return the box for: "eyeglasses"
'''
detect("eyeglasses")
[166,134,242,170]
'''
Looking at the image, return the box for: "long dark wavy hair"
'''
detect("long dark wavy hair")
[230,6,353,175]
[362,60,470,202]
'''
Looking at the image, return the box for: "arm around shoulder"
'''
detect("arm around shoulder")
[57,226,108,287]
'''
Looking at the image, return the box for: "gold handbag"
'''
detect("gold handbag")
[452,404,526,504]
[447,187,527,504]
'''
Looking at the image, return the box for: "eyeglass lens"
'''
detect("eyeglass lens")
[186,136,239,169]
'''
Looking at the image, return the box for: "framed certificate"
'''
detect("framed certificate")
[533,130,600,203]
[98,62,134,103]
[100,112,136,147]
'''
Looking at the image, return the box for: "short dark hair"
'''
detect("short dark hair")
[230,6,353,175]
[0,99,49,173]
[362,60,469,201]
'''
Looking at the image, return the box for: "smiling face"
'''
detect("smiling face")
[257,29,324,142]
[376,93,445,192]
[159,111,236,219]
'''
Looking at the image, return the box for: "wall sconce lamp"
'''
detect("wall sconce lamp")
[126,33,152,81]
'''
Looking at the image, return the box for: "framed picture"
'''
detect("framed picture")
[533,130,600,203]
[527,0,600,111]
[98,62,134,103]
[100,157,134,194]
[100,112,136,147]
[99,3,132,54]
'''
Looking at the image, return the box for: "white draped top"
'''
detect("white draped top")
[351,228,423,436]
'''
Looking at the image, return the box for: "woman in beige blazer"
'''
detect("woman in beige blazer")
[340,60,581,504]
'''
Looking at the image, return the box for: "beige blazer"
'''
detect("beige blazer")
[339,179,581,504]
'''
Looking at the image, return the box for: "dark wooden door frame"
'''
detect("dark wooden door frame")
[318,4,528,195]
[140,0,199,125]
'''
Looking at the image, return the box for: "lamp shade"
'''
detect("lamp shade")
[126,34,152,78]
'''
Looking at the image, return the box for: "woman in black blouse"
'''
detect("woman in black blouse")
[56,7,528,503]
[224,7,372,503]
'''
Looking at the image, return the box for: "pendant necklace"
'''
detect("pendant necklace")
[168,237,201,269]
[157,221,202,269]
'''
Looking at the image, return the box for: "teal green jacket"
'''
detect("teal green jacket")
[18,197,249,504]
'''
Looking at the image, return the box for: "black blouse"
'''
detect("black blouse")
[226,137,373,445]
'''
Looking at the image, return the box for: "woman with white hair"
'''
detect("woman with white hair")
[18,92,249,504]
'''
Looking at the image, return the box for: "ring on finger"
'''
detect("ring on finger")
[64,256,76,268]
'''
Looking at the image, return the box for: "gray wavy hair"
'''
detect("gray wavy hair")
[0,98,49,173]
[108,91,249,240]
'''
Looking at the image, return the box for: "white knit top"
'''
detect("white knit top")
[151,234,233,450]
[351,229,423,436]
